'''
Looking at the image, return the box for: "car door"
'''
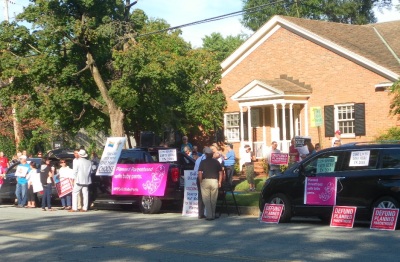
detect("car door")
[291,150,346,216]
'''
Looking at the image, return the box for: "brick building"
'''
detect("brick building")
[220,15,400,164]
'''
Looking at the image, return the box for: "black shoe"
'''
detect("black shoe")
[198,215,206,219]
[205,218,214,221]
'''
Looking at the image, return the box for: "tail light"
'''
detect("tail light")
[171,167,180,182]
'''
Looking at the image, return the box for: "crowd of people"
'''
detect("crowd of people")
[0,148,98,212]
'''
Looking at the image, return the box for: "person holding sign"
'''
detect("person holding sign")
[59,159,74,210]
[26,161,39,208]
[243,145,257,191]
[331,130,341,147]
[266,141,281,177]
[15,155,30,208]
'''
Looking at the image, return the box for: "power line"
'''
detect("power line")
[137,0,286,38]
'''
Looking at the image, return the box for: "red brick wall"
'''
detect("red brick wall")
[222,27,396,151]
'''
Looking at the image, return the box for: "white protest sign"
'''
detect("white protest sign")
[159,149,177,162]
[96,137,126,176]
[182,170,199,217]
[349,151,370,166]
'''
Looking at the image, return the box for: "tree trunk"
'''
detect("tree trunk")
[87,52,125,137]
[12,105,23,149]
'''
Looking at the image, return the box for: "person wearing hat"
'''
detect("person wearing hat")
[331,130,341,147]
[223,143,235,186]
[198,147,223,221]
[70,149,92,212]
[15,155,31,208]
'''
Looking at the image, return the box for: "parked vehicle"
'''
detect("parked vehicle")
[259,142,400,223]
[92,147,195,214]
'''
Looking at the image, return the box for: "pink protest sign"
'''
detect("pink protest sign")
[330,206,357,228]
[112,164,169,196]
[370,208,399,231]
[304,177,337,205]
[260,204,284,223]
[56,178,73,198]
[270,153,289,165]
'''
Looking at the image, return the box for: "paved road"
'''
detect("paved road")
[1,204,399,262]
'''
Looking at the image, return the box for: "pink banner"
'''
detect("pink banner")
[370,208,399,231]
[304,177,337,205]
[56,178,73,198]
[112,164,169,196]
[270,153,289,165]
[330,206,357,228]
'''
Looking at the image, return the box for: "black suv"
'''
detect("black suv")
[92,147,195,213]
[259,142,400,223]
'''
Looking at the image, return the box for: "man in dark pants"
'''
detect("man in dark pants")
[198,147,223,221]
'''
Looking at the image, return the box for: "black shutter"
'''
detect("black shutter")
[354,103,366,136]
[324,105,334,137]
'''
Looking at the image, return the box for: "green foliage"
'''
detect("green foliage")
[375,127,400,141]
[0,135,16,158]
[241,0,392,31]
[202,32,248,62]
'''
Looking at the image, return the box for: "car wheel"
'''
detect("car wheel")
[140,196,162,214]
[267,193,292,223]
[373,197,400,209]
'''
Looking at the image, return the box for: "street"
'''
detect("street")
[0,204,399,262]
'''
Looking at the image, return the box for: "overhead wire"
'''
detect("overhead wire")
[137,0,287,38]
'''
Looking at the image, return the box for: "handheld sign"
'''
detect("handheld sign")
[182,170,199,217]
[330,206,357,228]
[96,137,126,176]
[370,208,399,231]
[260,204,284,223]
[294,137,305,148]
[270,153,289,165]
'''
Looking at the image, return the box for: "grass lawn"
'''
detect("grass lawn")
[224,178,268,207]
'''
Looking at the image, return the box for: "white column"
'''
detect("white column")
[289,103,294,139]
[281,103,287,142]
[273,104,278,128]
[262,107,266,158]
[247,106,252,145]
[304,102,309,136]
[240,106,244,144]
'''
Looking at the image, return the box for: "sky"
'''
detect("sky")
[1,0,400,47]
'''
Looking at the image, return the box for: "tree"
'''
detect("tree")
[202,33,248,62]
[241,0,393,31]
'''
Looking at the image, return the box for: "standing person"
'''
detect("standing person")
[243,145,256,191]
[198,147,223,221]
[266,141,281,177]
[15,155,30,207]
[59,159,74,210]
[26,161,39,208]
[73,149,83,210]
[0,151,9,175]
[288,138,300,167]
[70,149,92,212]
[194,149,207,219]
[315,143,321,152]
[40,158,54,211]
[331,130,341,147]
[180,136,193,152]
[223,143,236,186]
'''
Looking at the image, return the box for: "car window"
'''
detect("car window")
[303,151,344,176]
[341,149,379,171]
[119,150,154,164]
[381,149,400,169]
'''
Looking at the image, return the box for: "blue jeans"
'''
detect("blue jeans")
[15,183,28,206]
[41,185,52,209]
[61,193,72,207]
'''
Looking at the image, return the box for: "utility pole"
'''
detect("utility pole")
[3,0,9,21]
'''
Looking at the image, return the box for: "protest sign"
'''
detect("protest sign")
[349,151,370,166]
[112,163,169,196]
[96,137,126,176]
[294,137,305,148]
[182,170,199,217]
[330,206,357,228]
[316,158,336,173]
[15,165,29,177]
[56,178,74,198]
[158,149,177,162]
[304,177,337,205]
[270,153,289,165]
[260,204,284,223]
[370,208,399,231]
